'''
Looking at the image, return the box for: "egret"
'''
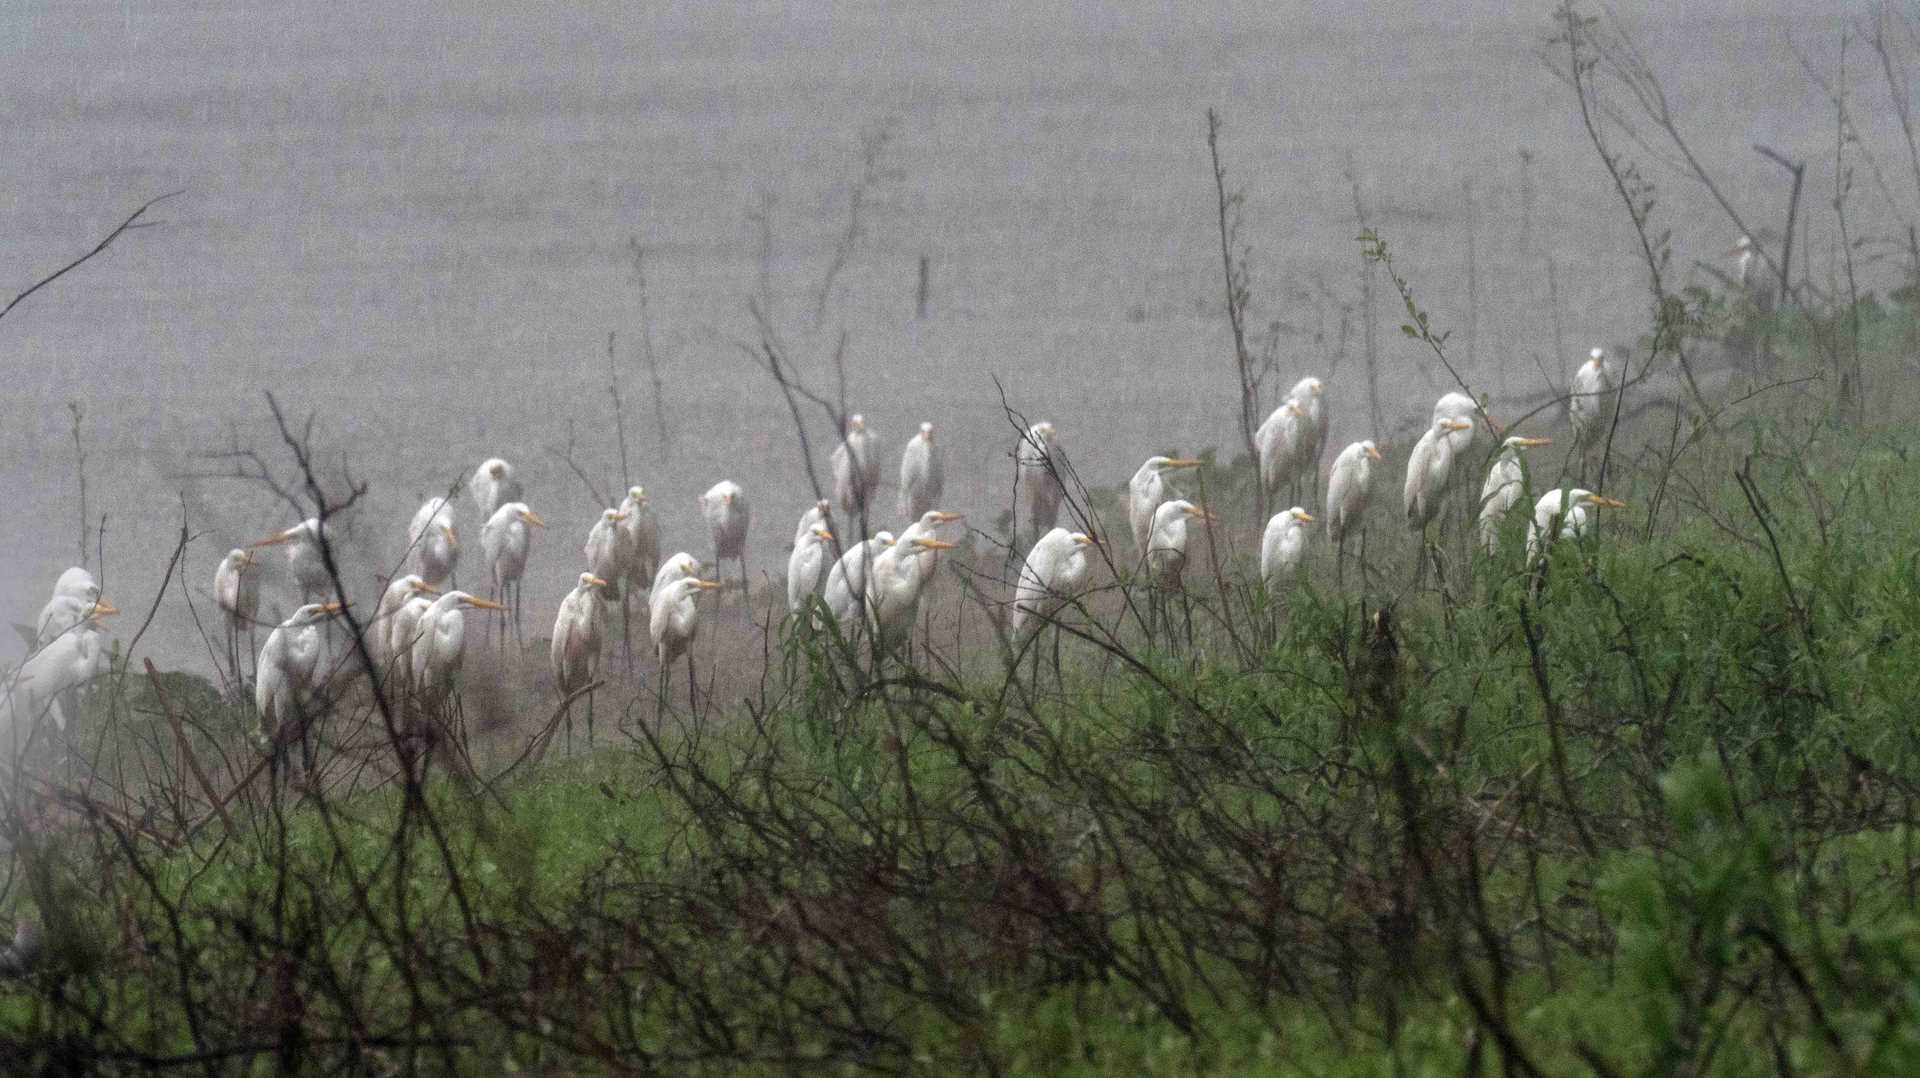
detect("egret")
[831,414,880,520]
[614,486,660,663]
[1731,234,1759,289]
[1142,500,1213,645]
[1478,436,1554,554]
[252,517,333,602]
[698,480,750,594]
[863,534,957,656]
[1261,507,1315,594]
[370,574,437,671]
[386,591,437,696]
[1018,421,1068,545]
[1325,440,1382,585]
[212,548,261,675]
[584,507,629,605]
[551,572,610,748]
[35,570,117,647]
[897,421,945,522]
[1010,528,1098,686]
[787,523,836,614]
[482,501,546,645]
[1288,376,1328,476]
[1526,489,1627,565]
[471,458,523,521]
[410,591,507,757]
[650,575,724,711]
[1254,399,1308,507]
[652,551,702,596]
[794,499,833,547]
[1128,456,1205,559]
[1,617,112,759]
[1406,416,1474,583]
[407,497,460,586]
[254,601,344,776]
[1568,348,1612,469]
[1433,392,1495,458]
[822,531,896,633]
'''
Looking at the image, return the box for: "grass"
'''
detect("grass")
[8,397,1920,1073]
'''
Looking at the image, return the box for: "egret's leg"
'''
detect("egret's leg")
[687,654,698,715]
[620,593,633,672]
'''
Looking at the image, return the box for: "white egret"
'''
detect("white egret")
[822,531,896,632]
[1254,399,1308,505]
[1288,376,1328,473]
[1325,440,1382,585]
[1568,348,1612,464]
[1018,421,1068,544]
[831,414,880,519]
[584,507,629,602]
[698,480,750,594]
[652,551,702,596]
[1143,500,1213,645]
[1128,456,1205,558]
[650,575,724,710]
[410,591,506,722]
[787,524,836,614]
[252,517,333,602]
[213,548,261,675]
[482,501,546,645]
[613,486,658,665]
[407,497,460,586]
[470,458,523,521]
[1526,489,1627,565]
[864,534,957,655]
[1477,436,1554,554]
[370,574,437,670]
[254,601,344,773]
[551,572,611,748]
[897,422,945,522]
[1260,507,1315,594]
[35,571,117,647]
[387,592,436,695]
[794,499,833,547]
[1405,417,1474,533]
[1011,529,1098,684]
[1,617,112,759]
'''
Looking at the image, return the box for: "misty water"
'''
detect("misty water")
[0,1,1870,669]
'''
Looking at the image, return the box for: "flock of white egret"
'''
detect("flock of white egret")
[5,351,1630,769]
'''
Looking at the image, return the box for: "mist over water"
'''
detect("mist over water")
[0,1,1867,667]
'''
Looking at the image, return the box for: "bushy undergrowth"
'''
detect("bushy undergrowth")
[3,418,1920,1074]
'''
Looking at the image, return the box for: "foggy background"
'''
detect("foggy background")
[0,1,1888,668]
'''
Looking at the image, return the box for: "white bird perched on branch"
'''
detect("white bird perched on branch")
[1017,421,1068,544]
[1143,500,1213,591]
[213,548,261,673]
[583,507,629,600]
[470,458,523,522]
[1526,489,1626,565]
[409,591,505,708]
[1255,399,1308,505]
[698,480,750,594]
[370,574,437,668]
[897,421,944,522]
[1568,348,1613,459]
[407,497,460,586]
[1261,507,1315,594]
[832,414,880,519]
[651,574,723,710]
[1,615,113,757]
[1477,436,1554,554]
[35,568,117,647]
[1010,528,1097,642]
[863,533,956,655]
[1325,440,1382,547]
[1405,417,1474,535]
[551,572,610,747]
[1128,456,1205,559]
[787,522,836,615]
[254,601,344,770]
[822,531,896,632]
[482,502,546,645]
[251,517,333,602]
[1432,391,1496,459]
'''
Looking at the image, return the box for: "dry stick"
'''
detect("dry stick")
[1871,3,1920,204]
[0,190,180,327]
[1832,33,1867,425]
[1463,178,1479,372]
[1346,155,1385,438]
[1205,109,1265,525]
[606,331,631,490]
[1516,601,1599,858]
[628,240,672,462]
[143,659,236,843]
[1754,145,1806,307]
[68,402,87,569]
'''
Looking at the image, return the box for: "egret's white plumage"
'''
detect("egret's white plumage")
[863,535,956,652]
[1,619,111,763]
[1018,421,1067,539]
[1526,489,1626,564]
[1128,456,1205,557]
[1477,436,1553,554]
[584,508,629,597]
[255,602,343,751]
[1255,399,1308,501]
[470,458,523,522]
[823,532,896,630]
[551,573,611,696]
[616,486,660,591]
[652,552,702,597]
[897,422,944,522]
[832,414,880,516]
[35,569,116,647]
[794,499,833,547]
[410,591,505,703]
[253,517,332,601]
[1325,441,1382,545]
[387,594,436,693]
[1432,392,1492,459]
[650,575,722,671]
[698,480,750,589]
[1143,500,1212,590]
[1011,528,1097,640]
[407,497,460,585]
[1404,417,1474,532]
[1568,348,1612,450]
[1287,376,1327,468]
[482,502,545,599]
[214,549,260,635]
[787,524,836,614]
[1260,507,1315,592]
[371,574,437,666]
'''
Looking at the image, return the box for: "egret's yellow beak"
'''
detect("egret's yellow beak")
[416,581,441,595]
[1444,419,1473,432]
[812,527,834,541]
[319,601,346,616]
[251,530,297,548]
[1293,510,1315,522]
[609,511,630,523]
[442,524,458,543]
[586,575,610,588]
[1364,445,1384,461]
[928,511,964,523]
[464,596,506,611]
[1517,437,1554,447]
[1072,533,1097,546]
[913,538,957,551]
[1167,458,1204,469]
[521,510,547,528]
[695,579,725,590]
[1183,505,1217,524]
[1590,496,1628,509]
[92,597,119,617]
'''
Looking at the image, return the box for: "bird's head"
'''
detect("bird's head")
[907,537,956,556]
[224,548,255,570]
[919,421,934,441]
[1180,503,1217,525]
[921,510,965,527]
[1299,377,1324,397]
[487,460,508,480]
[581,572,610,590]
[1289,507,1315,523]
[292,601,346,624]
[86,596,120,620]
[1588,346,1606,368]
[848,414,866,433]
[1504,436,1553,449]
[1032,421,1056,441]
[441,523,458,544]
[627,486,648,506]
[1150,456,1205,475]
[1071,532,1098,546]
[603,508,629,524]
[1440,418,1474,434]
[519,507,546,529]
[409,576,441,597]
[874,531,897,548]
[811,525,834,542]
[1728,235,1754,255]
[453,593,506,611]
[1285,398,1304,417]
[1361,441,1384,461]
[250,526,300,549]
[1579,493,1628,510]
